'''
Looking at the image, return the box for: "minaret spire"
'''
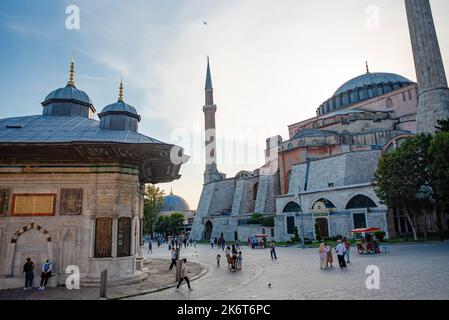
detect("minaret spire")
[205,56,213,90]
[202,56,222,184]
[67,55,76,86]
[365,61,370,74]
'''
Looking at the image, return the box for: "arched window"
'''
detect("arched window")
[253,183,259,201]
[283,201,301,213]
[312,198,336,211]
[346,195,377,209]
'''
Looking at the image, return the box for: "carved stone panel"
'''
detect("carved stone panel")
[60,189,83,215]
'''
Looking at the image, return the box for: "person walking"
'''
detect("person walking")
[39,259,52,290]
[210,237,214,249]
[169,248,177,271]
[176,258,193,291]
[148,239,153,254]
[319,243,328,269]
[335,240,347,268]
[23,257,34,290]
[325,242,334,268]
[248,237,251,248]
[344,238,351,264]
[269,241,278,260]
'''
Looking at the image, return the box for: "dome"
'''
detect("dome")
[161,193,190,212]
[334,72,412,96]
[98,81,141,131]
[41,61,95,118]
[43,84,93,106]
[317,71,414,116]
[100,101,139,117]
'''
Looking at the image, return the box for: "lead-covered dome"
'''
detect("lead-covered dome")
[98,80,141,132]
[161,192,190,212]
[41,61,95,118]
[317,69,414,116]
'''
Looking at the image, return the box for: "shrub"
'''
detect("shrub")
[374,231,386,242]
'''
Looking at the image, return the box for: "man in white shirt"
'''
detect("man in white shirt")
[335,240,347,268]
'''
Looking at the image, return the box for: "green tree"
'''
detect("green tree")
[154,212,185,236]
[143,185,164,237]
[429,130,449,230]
[374,134,433,240]
[436,118,449,132]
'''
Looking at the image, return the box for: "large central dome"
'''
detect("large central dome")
[317,71,414,116]
[334,72,412,96]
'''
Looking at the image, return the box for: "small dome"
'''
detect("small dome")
[98,80,141,131]
[100,101,139,117]
[161,193,190,212]
[41,61,95,118]
[43,84,93,106]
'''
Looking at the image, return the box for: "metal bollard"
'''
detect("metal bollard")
[100,269,107,298]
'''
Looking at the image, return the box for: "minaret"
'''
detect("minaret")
[203,57,222,184]
[405,0,449,133]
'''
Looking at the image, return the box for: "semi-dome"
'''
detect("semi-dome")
[161,192,190,212]
[317,66,414,116]
[98,80,141,132]
[41,61,95,118]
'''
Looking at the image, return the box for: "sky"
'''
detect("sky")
[1,0,449,209]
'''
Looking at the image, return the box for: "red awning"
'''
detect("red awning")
[255,234,269,237]
[350,227,382,233]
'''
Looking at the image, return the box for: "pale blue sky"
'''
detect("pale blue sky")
[1,0,449,208]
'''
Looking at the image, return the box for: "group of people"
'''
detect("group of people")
[247,236,267,249]
[210,236,226,250]
[219,244,243,272]
[22,257,53,291]
[319,238,351,269]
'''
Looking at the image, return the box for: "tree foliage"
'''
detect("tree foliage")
[429,131,449,204]
[143,185,164,236]
[154,212,185,236]
[374,133,433,240]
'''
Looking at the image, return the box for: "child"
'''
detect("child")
[216,254,221,267]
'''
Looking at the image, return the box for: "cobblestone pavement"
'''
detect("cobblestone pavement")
[130,242,449,300]
[0,259,204,300]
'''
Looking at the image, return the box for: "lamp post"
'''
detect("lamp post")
[294,193,306,249]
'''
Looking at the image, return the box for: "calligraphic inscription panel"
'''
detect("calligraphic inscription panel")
[12,194,56,216]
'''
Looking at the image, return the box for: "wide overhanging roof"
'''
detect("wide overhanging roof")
[0,115,188,183]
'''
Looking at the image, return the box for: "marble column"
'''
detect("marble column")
[405,0,449,133]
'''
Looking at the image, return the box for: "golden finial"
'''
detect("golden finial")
[67,55,75,86]
[118,78,124,102]
[365,61,370,74]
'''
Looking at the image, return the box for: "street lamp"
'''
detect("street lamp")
[294,193,305,249]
